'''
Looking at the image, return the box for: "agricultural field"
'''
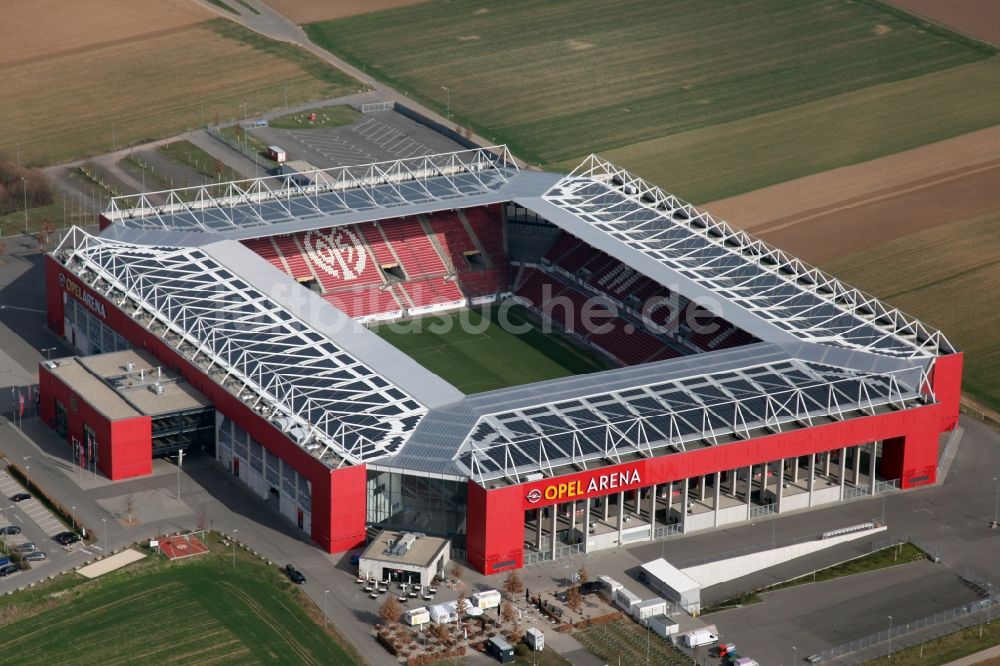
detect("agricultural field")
[824,211,1000,413]
[264,0,428,24]
[373,306,611,393]
[0,536,358,665]
[2,1,359,166]
[306,0,999,201]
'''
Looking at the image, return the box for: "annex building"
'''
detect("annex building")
[40,146,962,574]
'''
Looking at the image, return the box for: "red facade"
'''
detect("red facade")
[466,387,961,574]
[44,256,366,554]
[38,362,152,480]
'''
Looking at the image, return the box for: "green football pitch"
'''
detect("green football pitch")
[373,306,612,393]
[0,535,359,666]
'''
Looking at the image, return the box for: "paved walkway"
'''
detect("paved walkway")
[946,645,1000,666]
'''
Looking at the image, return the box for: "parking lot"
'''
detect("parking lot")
[248,108,466,169]
[0,467,90,588]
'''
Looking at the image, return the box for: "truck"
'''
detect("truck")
[682,629,718,648]
[266,145,287,163]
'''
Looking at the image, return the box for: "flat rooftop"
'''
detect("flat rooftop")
[46,349,210,420]
[359,531,448,568]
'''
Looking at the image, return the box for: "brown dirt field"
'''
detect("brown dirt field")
[0,0,211,68]
[262,0,429,24]
[885,0,1000,46]
[706,125,1000,264]
[3,23,338,165]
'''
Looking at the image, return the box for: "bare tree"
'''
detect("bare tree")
[124,494,136,524]
[449,560,463,582]
[455,588,467,625]
[502,570,524,599]
[434,621,450,645]
[577,566,589,584]
[566,586,583,615]
[501,600,517,628]
[378,595,402,626]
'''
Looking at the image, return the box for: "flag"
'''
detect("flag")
[18,392,24,417]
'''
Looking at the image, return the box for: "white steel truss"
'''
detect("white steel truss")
[542,155,954,359]
[104,146,517,233]
[456,359,934,484]
[53,228,426,467]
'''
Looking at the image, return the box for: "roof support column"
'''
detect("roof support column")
[680,478,689,533]
[535,508,543,551]
[617,491,625,547]
[666,482,674,523]
[776,458,785,513]
[729,470,737,497]
[713,472,721,527]
[550,504,558,560]
[602,495,610,522]
[869,442,878,494]
[824,451,832,478]
[699,475,706,502]
[648,484,657,537]
[583,497,591,553]
[745,465,753,520]
[853,445,862,485]
[839,447,847,501]
[569,500,577,547]
[792,457,800,484]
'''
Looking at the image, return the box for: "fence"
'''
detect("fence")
[843,478,900,500]
[361,101,392,113]
[523,543,584,567]
[206,125,275,172]
[808,594,996,662]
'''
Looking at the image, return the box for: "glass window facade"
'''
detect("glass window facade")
[366,471,467,546]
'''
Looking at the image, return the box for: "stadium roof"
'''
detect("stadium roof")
[80,147,954,483]
[102,146,522,236]
[53,228,461,469]
[525,155,953,360]
[377,342,933,482]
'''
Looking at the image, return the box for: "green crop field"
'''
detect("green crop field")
[306,0,999,201]
[373,306,611,393]
[0,537,358,665]
[825,211,1000,412]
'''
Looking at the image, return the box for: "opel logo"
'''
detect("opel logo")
[526,489,542,504]
[58,273,66,287]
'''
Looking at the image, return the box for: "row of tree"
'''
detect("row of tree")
[0,159,52,216]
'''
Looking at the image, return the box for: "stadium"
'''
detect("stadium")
[39,146,962,575]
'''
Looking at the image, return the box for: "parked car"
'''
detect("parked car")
[24,551,47,562]
[0,556,10,567]
[284,564,306,584]
[0,525,21,535]
[54,531,80,546]
[0,564,19,577]
[9,493,30,503]
[12,542,35,554]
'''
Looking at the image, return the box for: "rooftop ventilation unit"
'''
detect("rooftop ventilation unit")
[390,533,420,557]
[149,382,164,395]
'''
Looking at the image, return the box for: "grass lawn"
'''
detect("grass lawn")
[305,0,997,199]
[824,211,1000,413]
[373,305,611,393]
[575,618,692,666]
[0,534,360,665]
[268,105,361,129]
[158,140,245,182]
[864,621,1000,665]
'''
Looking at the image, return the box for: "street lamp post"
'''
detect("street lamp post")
[20,176,28,234]
[102,517,107,552]
[989,583,993,625]
[232,529,238,567]
[441,86,450,119]
[41,347,57,361]
[887,615,893,659]
[71,506,76,532]
[324,589,330,628]
[992,477,999,527]
[22,457,31,491]
[792,646,797,663]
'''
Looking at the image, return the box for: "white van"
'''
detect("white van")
[683,629,718,648]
